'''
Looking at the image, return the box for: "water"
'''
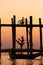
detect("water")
[0,53,43,65]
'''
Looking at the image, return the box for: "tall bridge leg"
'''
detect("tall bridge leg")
[25,18,29,55]
[39,18,42,55]
[30,16,33,55]
[12,15,16,54]
[13,15,16,54]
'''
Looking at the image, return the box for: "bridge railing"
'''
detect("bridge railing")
[0,15,43,54]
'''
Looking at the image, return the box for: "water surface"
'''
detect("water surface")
[1,53,43,65]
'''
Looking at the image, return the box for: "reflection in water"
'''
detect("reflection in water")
[39,56,43,65]
[27,60,33,65]
[11,59,33,65]
[0,58,1,65]
[11,60,16,65]
[1,53,43,65]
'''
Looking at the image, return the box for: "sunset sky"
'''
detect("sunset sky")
[0,0,43,49]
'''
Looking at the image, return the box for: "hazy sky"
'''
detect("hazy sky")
[0,0,43,23]
[0,0,43,49]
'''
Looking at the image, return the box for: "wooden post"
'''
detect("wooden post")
[0,19,1,59]
[30,16,33,55]
[39,18,42,55]
[11,15,16,54]
[25,18,29,55]
[11,18,14,49]
[13,15,16,53]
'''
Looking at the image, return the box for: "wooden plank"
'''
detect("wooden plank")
[0,49,43,52]
[39,18,42,55]
[0,24,43,27]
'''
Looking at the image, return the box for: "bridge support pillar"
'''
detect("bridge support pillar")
[39,18,42,55]
[12,15,16,54]
[30,16,33,55]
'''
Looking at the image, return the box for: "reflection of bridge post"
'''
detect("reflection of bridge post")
[39,18,42,55]
[25,18,29,55]
[30,16,33,55]
[12,15,16,54]
[0,19,1,58]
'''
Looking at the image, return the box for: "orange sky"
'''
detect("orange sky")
[0,0,43,49]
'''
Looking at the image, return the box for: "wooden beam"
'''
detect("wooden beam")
[0,24,43,27]
[0,49,43,52]
[39,18,42,55]
[25,18,29,54]
[30,16,33,55]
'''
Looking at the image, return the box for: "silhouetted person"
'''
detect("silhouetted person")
[16,36,25,54]
[21,17,24,25]
[18,17,24,25]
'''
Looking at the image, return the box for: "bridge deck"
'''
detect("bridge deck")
[0,24,43,27]
[0,49,43,52]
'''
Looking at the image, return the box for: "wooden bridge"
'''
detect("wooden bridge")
[0,15,43,59]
